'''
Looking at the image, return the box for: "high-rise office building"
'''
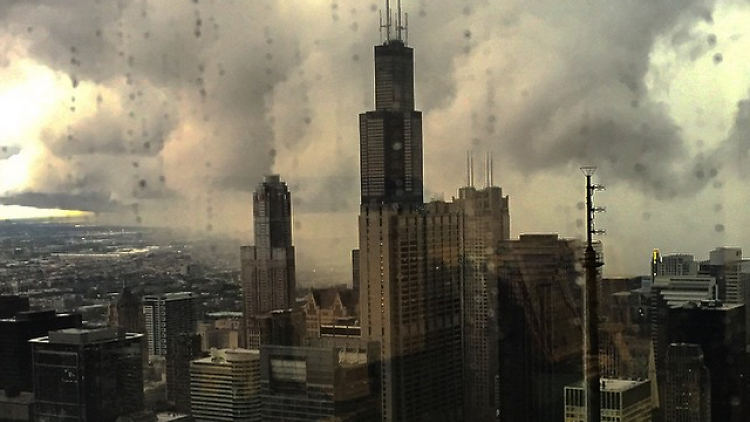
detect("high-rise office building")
[358,11,422,206]
[30,327,144,421]
[142,292,196,357]
[489,234,585,422]
[664,343,711,422]
[359,201,464,421]
[357,9,465,421]
[0,310,82,396]
[665,301,748,422]
[259,342,379,422]
[564,378,652,422]
[241,175,296,348]
[190,348,261,422]
[456,185,510,421]
[168,333,203,413]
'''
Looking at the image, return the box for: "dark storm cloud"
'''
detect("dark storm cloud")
[1,0,749,225]
[0,191,123,212]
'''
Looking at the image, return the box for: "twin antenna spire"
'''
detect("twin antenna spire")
[466,151,494,188]
[380,0,409,44]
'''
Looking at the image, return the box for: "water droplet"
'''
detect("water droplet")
[713,53,723,64]
[138,179,147,189]
[715,224,725,233]
[464,30,472,39]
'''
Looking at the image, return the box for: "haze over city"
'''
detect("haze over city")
[2,0,750,275]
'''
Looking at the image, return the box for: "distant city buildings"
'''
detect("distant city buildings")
[30,327,144,421]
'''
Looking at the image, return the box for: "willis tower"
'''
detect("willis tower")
[358,2,463,421]
[359,1,422,206]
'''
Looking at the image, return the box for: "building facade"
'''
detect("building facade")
[241,175,296,348]
[664,343,711,422]
[490,234,585,422]
[259,343,379,422]
[0,310,82,396]
[142,292,196,357]
[456,185,510,421]
[30,327,144,422]
[190,348,260,422]
[565,378,652,422]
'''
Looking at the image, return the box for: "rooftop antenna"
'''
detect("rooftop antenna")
[397,0,403,41]
[405,12,409,45]
[384,0,392,42]
[379,11,384,44]
[489,151,494,187]
[467,151,475,187]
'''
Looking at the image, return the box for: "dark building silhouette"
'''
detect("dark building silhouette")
[167,333,203,413]
[0,310,82,396]
[664,343,711,422]
[31,327,144,421]
[241,175,296,348]
[358,24,422,206]
[489,234,584,422]
[259,342,379,422]
[351,249,360,294]
[665,302,747,422]
[0,295,29,319]
[108,286,145,333]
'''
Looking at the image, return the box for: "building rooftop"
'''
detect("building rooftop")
[568,378,649,392]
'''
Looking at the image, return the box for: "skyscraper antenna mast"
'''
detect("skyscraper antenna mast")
[397,0,403,41]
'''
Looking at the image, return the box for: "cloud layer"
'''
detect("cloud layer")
[1,0,749,274]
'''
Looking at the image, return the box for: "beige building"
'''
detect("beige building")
[190,348,260,422]
[301,286,358,340]
[565,378,653,422]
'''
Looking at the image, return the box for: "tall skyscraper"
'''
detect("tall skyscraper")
[357,6,467,421]
[30,327,144,421]
[142,292,196,357]
[490,234,585,422]
[456,184,510,421]
[253,175,293,250]
[0,310,82,396]
[241,175,296,348]
[358,9,422,206]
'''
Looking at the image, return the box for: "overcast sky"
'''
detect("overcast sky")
[1,0,750,276]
